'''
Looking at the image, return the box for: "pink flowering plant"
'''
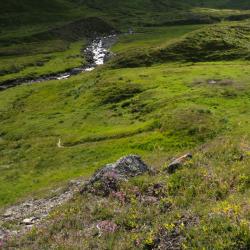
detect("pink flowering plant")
[96,220,118,236]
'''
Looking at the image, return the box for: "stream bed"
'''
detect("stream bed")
[0,35,117,91]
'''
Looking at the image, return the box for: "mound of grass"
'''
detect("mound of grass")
[159,22,250,61]
[161,106,223,142]
[96,82,143,105]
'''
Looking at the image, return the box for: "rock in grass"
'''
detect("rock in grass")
[81,155,150,194]
[92,155,149,182]
[165,153,192,174]
[22,217,38,225]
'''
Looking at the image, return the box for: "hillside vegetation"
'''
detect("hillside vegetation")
[112,21,250,67]
[2,60,250,249]
[0,1,250,249]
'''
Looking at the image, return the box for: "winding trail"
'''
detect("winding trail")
[0,35,117,91]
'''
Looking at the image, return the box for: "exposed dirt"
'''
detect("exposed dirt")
[0,179,85,241]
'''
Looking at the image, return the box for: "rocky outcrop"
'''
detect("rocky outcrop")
[81,155,150,195]
[90,155,150,184]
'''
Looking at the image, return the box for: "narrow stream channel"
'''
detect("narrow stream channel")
[0,35,117,91]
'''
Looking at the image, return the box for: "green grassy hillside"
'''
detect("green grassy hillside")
[2,58,250,250]
[1,1,250,249]
[112,21,250,67]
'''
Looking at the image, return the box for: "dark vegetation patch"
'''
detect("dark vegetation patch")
[160,106,224,142]
[160,23,250,62]
[226,13,250,21]
[96,82,143,105]
[27,17,116,42]
[1,17,116,45]
[143,15,220,27]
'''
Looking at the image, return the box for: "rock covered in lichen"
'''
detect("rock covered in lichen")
[81,155,150,195]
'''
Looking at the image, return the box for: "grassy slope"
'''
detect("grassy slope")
[111,21,250,68]
[0,25,203,206]
[1,1,250,249]
[3,60,250,249]
[0,41,86,83]
[0,1,103,85]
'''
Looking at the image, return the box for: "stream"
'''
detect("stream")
[0,35,117,91]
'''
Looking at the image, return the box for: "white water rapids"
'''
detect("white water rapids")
[56,37,111,79]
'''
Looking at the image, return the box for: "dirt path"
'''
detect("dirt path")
[0,179,85,242]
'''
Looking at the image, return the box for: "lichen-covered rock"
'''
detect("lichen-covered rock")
[81,155,150,195]
[89,155,150,184]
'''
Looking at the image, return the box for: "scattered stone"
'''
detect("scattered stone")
[208,79,217,84]
[70,68,83,75]
[57,138,64,148]
[142,196,158,205]
[3,211,13,218]
[0,178,85,241]
[22,217,38,225]
[0,229,7,240]
[165,153,192,174]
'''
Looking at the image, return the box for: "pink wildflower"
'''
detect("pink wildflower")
[96,220,118,235]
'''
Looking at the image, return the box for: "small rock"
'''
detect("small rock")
[0,229,6,239]
[142,196,158,205]
[165,153,192,174]
[208,80,217,84]
[3,211,13,218]
[22,217,38,225]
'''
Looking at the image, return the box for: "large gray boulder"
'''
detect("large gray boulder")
[81,155,150,194]
[89,155,150,184]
